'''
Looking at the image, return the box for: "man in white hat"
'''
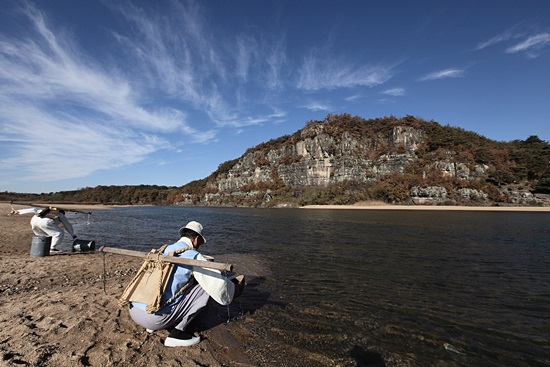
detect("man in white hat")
[128,220,244,347]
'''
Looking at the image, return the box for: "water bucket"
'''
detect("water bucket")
[73,239,96,252]
[30,236,51,257]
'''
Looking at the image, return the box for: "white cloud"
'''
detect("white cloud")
[382,87,405,96]
[419,68,465,81]
[303,102,331,111]
[111,1,289,127]
[296,51,394,91]
[477,27,550,58]
[264,37,288,90]
[235,35,256,82]
[476,30,516,50]
[0,103,162,181]
[111,2,225,118]
[0,3,205,183]
[506,33,550,56]
[220,109,288,128]
[345,94,363,102]
[1,1,295,185]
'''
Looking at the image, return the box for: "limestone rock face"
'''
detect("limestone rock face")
[176,117,549,207]
[210,125,425,191]
[410,186,491,205]
[410,186,448,204]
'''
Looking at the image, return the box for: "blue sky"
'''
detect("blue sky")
[1,0,549,194]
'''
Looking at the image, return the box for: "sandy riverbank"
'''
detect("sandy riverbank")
[3,201,546,366]
[301,201,550,211]
[0,203,264,367]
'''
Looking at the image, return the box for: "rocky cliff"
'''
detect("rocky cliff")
[175,114,550,207]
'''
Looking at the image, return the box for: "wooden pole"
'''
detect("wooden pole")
[99,246,233,272]
[10,201,92,215]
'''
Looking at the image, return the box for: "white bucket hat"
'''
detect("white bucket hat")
[178,221,206,244]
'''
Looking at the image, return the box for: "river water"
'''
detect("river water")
[68,206,550,366]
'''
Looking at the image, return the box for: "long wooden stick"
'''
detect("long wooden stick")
[99,246,233,272]
[10,201,92,215]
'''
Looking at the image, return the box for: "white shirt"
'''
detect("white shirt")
[193,252,235,305]
[17,207,75,237]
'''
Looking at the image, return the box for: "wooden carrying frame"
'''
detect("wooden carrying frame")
[117,245,192,313]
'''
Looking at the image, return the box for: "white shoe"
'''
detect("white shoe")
[146,328,154,334]
[164,329,200,347]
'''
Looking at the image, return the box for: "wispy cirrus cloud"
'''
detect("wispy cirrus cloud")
[1,0,292,184]
[345,94,363,102]
[382,87,405,96]
[476,29,518,50]
[477,27,550,58]
[296,51,394,91]
[264,37,288,90]
[221,109,288,128]
[111,1,233,125]
[506,33,550,57]
[111,0,289,127]
[419,68,465,81]
[0,3,189,181]
[303,101,331,112]
[234,35,257,82]
[0,103,162,181]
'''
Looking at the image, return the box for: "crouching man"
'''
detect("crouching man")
[127,221,245,347]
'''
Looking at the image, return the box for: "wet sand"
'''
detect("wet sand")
[0,203,264,367]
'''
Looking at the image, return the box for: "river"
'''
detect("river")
[67,206,550,366]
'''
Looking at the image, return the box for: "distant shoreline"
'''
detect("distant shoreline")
[300,204,550,212]
[6,201,550,212]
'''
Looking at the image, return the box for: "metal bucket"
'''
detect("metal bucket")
[73,239,96,252]
[30,236,51,257]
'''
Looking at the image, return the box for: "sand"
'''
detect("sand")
[0,203,262,367]
[301,201,550,211]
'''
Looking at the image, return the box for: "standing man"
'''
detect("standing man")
[126,220,245,347]
[9,207,77,252]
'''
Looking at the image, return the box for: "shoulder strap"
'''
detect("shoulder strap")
[155,244,195,311]
[167,244,194,256]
